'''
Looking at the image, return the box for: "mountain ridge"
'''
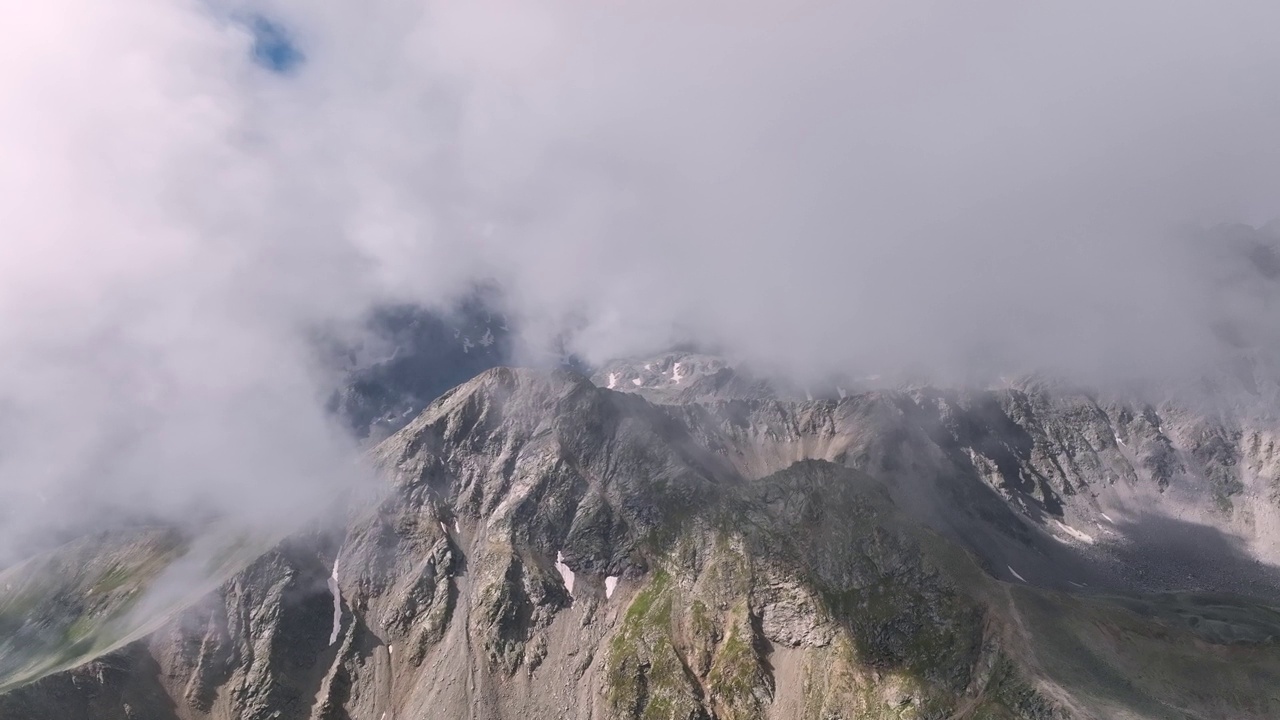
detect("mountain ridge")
[3,364,1280,718]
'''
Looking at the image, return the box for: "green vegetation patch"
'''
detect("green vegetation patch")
[606,570,703,720]
[707,616,768,720]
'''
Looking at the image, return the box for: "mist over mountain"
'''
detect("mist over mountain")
[323,297,513,441]
[4,0,1280,557]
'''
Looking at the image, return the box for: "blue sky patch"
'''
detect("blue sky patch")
[249,16,303,74]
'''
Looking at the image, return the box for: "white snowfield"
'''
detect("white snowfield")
[605,576,618,599]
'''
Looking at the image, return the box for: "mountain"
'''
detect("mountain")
[326,298,513,442]
[4,362,1280,719]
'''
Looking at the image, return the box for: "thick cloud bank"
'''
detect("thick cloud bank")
[2,0,1280,557]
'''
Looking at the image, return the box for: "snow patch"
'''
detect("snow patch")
[1100,513,1114,524]
[1007,566,1026,583]
[1052,520,1095,545]
[555,552,576,598]
[607,372,619,389]
[605,576,618,599]
[671,362,683,384]
[837,386,847,399]
[327,559,342,645]
[1114,434,1125,446]
[631,378,642,386]
[388,644,394,656]
[644,364,652,371]
[439,521,448,534]
[454,519,461,534]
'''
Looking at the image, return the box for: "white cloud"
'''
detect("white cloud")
[3,0,1280,558]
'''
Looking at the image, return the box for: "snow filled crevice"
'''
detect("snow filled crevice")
[1052,519,1095,545]
[327,558,342,645]
[605,576,618,599]
[555,551,575,599]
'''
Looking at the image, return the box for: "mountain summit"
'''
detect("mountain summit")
[4,363,1280,719]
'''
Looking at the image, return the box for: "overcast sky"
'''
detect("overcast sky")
[2,0,1280,557]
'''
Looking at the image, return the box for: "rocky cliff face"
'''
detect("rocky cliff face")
[5,365,1280,720]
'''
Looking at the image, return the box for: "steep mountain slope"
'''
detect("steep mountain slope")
[4,367,1280,719]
